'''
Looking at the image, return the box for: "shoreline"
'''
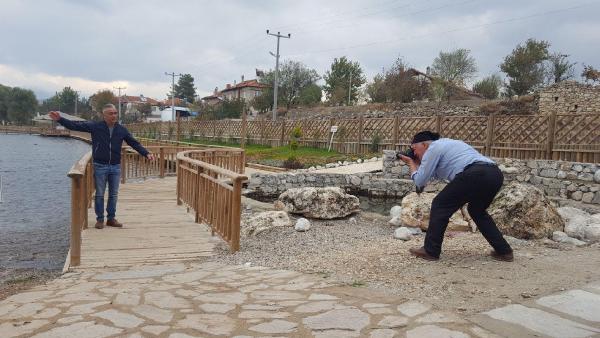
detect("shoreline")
[0,268,61,301]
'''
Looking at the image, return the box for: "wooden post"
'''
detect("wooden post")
[176,112,181,142]
[358,115,364,152]
[240,107,247,147]
[176,159,182,205]
[230,178,242,252]
[120,150,126,184]
[435,114,443,134]
[159,147,165,178]
[546,111,557,160]
[280,119,286,146]
[485,113,496,156]
[70,176,82,266]
[82,174,88,229]
[392,115,399,150]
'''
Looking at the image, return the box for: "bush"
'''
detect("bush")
[289,139,299,151]
[291,126,302,139]
[283,156,304,169]
[473,74,502,99]
[370,134,382,152]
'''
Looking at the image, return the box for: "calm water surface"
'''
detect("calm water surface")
[0,134,90,270]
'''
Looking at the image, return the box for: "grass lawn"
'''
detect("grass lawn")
[180,138,376,168]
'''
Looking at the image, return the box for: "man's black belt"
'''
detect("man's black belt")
[464,161,497,171]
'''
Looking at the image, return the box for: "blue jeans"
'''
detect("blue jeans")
[93,163,121,221]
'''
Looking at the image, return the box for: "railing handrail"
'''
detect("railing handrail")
[67,152,92,177]
[177,150,248,182]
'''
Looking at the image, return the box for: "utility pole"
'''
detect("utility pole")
[347,72,353,106]
[165,72,182,141]
[114,86,126,123]
[267,29,291,121]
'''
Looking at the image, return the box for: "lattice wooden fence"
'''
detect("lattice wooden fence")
[127,112,600,163]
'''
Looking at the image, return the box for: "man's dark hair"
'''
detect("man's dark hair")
[411,130,440,144]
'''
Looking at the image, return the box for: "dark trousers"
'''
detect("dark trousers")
[424,163,512,258]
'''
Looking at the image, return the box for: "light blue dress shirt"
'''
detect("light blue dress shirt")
[410,138,494,189]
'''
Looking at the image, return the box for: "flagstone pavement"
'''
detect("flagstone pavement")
[2,178,600,337]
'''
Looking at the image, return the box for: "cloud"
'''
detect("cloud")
[0,0,598,99]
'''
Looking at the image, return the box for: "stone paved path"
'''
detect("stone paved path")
[3,178,600,337]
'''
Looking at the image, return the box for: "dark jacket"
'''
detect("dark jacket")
[57,117,149,165]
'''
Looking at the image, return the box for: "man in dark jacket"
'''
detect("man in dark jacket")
[49,104,154,229]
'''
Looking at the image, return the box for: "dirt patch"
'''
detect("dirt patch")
[211,209,600,315]
[0,268,60,301]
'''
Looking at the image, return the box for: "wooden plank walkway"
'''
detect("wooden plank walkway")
[76,176,214,269]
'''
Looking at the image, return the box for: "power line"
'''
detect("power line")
[285,2,594,58]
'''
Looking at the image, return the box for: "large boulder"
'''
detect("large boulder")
[400,192,474,232]
[243,211,291,236]
[489,182,564,239]
[278,187,360,219]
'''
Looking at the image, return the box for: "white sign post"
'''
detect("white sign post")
[328,125,338,152]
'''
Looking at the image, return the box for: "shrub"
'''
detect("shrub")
[370,134,382,152]
[289,139,299,151]
[283,156,304,169]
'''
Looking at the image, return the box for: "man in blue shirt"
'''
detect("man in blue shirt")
[399,130,513,262]
[49,104,155,229]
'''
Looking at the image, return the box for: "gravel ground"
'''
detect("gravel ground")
[0,268,60,301]
[212,205,600,315]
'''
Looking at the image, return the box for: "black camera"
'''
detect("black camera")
[396,148,417,160]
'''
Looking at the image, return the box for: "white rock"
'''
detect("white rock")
[349,217,357,224]
[244,211,291,236]
[564,216,589,239]
[394,227,412,241]
[584,224,600,243]
[278,187,360,219]
[390,205,402,218]
[557,207,591,223]
[552,231,569,242]
[388,216,402,227]
[295,218,311,232]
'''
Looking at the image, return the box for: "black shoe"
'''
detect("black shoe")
[409,247,439,261]
[490,250,514,262]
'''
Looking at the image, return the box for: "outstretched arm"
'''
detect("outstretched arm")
[48,111,93,133]
[124,130,155,160]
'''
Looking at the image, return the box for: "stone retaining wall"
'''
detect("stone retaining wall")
[382,150,600,204]
[248,153,599,205]
[538,81,600,115]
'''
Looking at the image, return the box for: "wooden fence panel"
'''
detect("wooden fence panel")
[396,117,437,149]
[490,115,549,159]
[124,112,599,162]
[441,116,489,152]
[553,114,600,163]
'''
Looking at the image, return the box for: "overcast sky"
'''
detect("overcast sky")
[1,0,598,101]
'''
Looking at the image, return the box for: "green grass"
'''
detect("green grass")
[176,137,377,168]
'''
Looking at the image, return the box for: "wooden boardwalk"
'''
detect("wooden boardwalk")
[76,176,215,269]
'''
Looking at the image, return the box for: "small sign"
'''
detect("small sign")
[330,125,338,133]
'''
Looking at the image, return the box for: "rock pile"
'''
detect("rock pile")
[278,187,360,219]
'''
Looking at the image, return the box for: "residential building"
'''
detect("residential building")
[201,75,269,117]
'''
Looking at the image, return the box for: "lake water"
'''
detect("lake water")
[0,134,90,271]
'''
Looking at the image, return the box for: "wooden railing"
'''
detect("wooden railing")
[66,152,95,267]
[0,125,43,134]
[66,144,247,266]
[176,150,247,252]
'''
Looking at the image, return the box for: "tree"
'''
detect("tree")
[0,84,10,122]
[323,56,366,105]
[473,74,503,99]
[138,102,153,119]
[546,53,576,84]
[366,58,428,103]
[254,60,320,110]
[173,74,196,104]
[7,87,37,124]
[298,83,322,106]
[431,48,477,87]
[500,39,550,96]
[89,89,116,113]
[581,64,600,84]
[366,73,386,103]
